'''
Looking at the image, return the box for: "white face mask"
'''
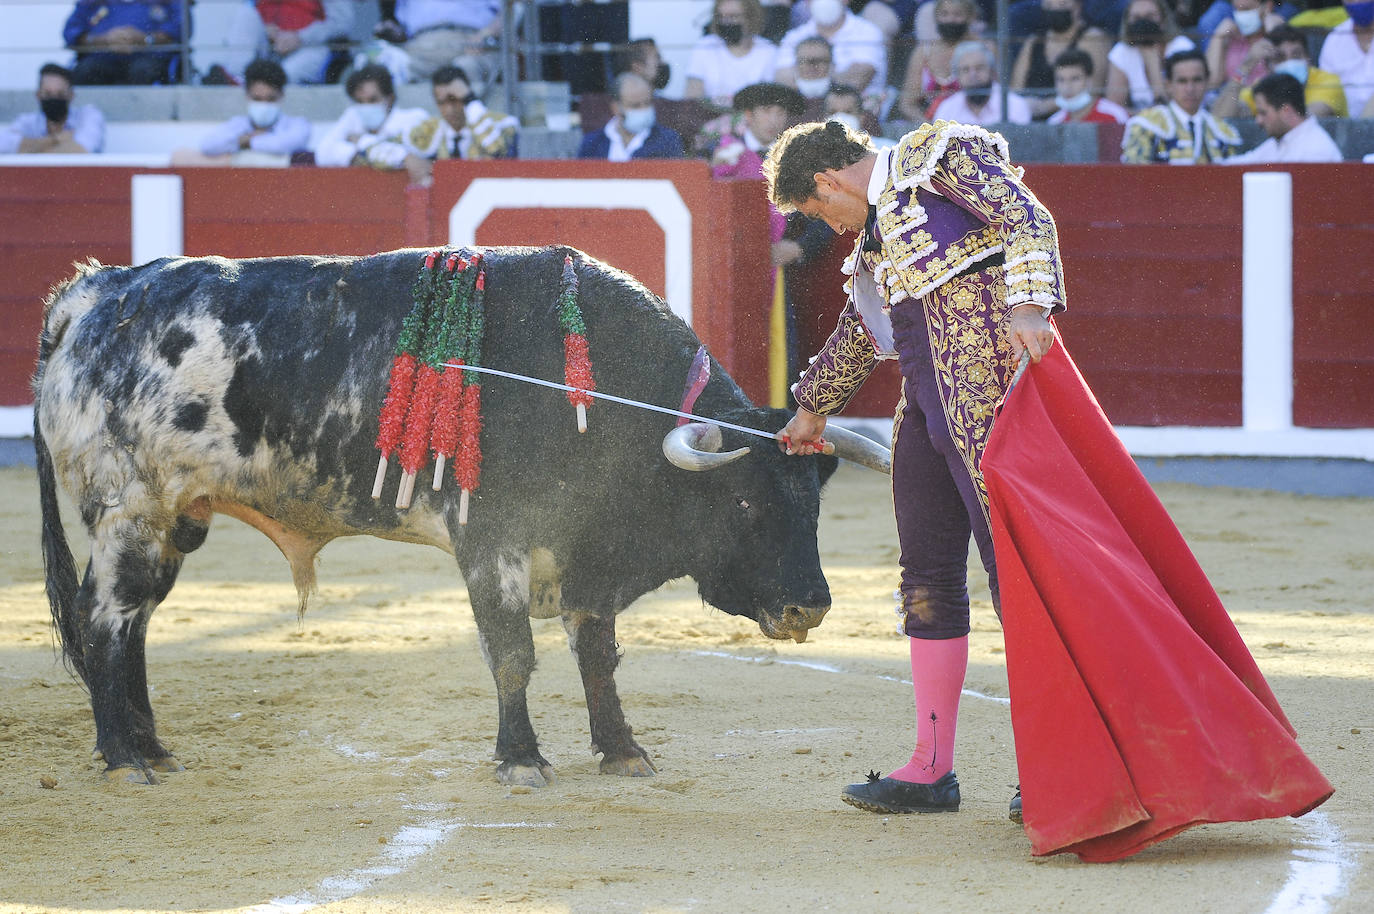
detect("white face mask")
[1274,58,1308,84]
[810,0,845,28]
[1232,8,1263,35]
[247,101,280,129]
[796,75,831,98]
[621,106,655,134]
[1055,90,1093,112]
[827,111,860,131]
[355,102,388,132]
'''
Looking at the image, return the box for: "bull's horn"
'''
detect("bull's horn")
[662,422,751,471]
[825,425,892,475]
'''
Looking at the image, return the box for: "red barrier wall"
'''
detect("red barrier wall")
[2,163,1371,431]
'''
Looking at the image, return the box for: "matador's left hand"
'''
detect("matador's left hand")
[1006,305,1056,363]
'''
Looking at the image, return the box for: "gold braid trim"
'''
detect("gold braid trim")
[921,265,1019,523]
[928,136,1066,312]
[792,302,879,416]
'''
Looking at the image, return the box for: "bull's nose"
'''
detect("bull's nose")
[781,603,831,633]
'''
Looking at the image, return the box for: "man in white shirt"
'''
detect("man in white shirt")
[576,73,684,161]
[316,64,429,169]
[0,63,104,155]
[1317,0,1374,118]
[775,0,888,97]
[932,41,1032,126]
[1228,72,1343,164]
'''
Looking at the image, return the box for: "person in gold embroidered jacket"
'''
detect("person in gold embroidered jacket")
[764,118,1060,818]
[404,64,517,185]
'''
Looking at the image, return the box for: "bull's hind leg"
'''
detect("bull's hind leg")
[80,526,187,784]
[563,612,654,777]
[464,551,555,787]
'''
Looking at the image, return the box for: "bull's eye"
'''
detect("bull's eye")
[735,496,750,510]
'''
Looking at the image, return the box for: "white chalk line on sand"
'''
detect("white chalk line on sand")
[696,648,1356,914]
[244,648,1353,913]
[245,814,558,914]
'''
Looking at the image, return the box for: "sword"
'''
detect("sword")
[440,361,833,452]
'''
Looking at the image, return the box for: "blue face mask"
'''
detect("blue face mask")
[355,102,389,132]
[1348,1,1374,27]
[1274,59,1308,84]
[247,101,279,129]
[620,106,655,134]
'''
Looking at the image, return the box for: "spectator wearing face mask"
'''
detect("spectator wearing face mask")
[0,63,105,155]
[1221,24,1347,118]
[685,0,780,107]
[782,36,837,102]
[173,59,311,165]
[896,0,988,121]
[1009,0,1111,120]
[1047,48,1129,122]
[1318,0,1374,118]
[1106,0,1196,111]
[578,73,684,161]
[775,0,888,98]
[931,40,1033,124]
[1204,0,1285,92]
[315,64,429,169]
[823,81,885,135]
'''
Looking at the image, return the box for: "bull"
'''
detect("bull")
[34,246,889,786]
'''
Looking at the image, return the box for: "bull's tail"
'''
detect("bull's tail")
[33,342,86,681]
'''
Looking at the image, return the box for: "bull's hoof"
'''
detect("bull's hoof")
[496,761,556,788]
[600,754,656,777]
[145,755,185,773]
[106,765,159,785]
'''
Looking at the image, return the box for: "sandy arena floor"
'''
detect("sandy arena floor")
[1,462,1371,913]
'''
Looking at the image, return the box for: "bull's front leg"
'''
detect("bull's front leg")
[563,611,654,777]
[465,552,555,787]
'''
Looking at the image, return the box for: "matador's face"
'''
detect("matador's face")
[798,173,869,237]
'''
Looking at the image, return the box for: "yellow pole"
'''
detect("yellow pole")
[768,265,787,408]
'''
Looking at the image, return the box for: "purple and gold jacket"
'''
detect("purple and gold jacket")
[792,122,1067,418]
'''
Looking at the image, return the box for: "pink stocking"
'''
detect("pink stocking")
[887,635,968,784]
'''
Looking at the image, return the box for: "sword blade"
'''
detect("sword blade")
[440,362,779,442]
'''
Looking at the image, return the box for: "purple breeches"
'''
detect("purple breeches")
[888,268,1008,640]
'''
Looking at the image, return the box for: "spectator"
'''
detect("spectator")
[376,0,503,89]
[685,0,780,107]
[1105,0,1196,111]
[1010,0,1112,120]
[1048,47,1130,121]
[1227,25,1347,118]
[0,63,105,155]
[775,0,888,99]
[711,81,805,180]
[1227,72,1343,161]
[1318,0,1374,118]
[1204,0,1284,92]
[172,59,311,165]
[896,0,985,121]
[1194,0,1301,41]
[614,37,671,91]
[1122,49,1241,162]
[823,81,885,135]
[931,40,1033,124]
[784,36,838,100]
[405,64,517,184]
[204,0,355,86]
[578,73,685,161]
[63,0,183,85]
[315,63,429,168]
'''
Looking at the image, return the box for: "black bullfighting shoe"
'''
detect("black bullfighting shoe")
[841,770,961,814]
[1009,785,1023,823]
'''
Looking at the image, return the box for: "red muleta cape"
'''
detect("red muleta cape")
[981,339,1333,862]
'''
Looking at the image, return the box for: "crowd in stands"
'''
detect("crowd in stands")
[4,0,1374,166]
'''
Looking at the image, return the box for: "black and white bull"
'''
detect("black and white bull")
[34,246,890,786]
